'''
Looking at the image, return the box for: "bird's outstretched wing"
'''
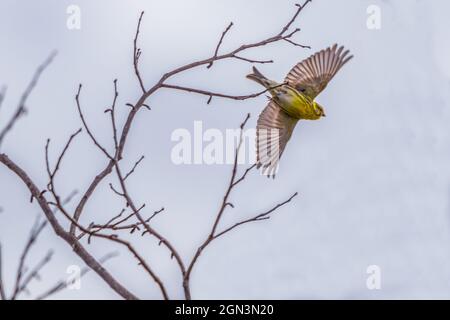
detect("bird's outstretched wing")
[256,100,298,178]
[285,44,353,99]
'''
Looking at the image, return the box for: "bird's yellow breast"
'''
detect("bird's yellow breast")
[274,86,320,120]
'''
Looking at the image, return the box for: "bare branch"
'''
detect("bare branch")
[0,52,56,148]
[108,79,120,152]
[123,155,145,180]
[207,22,234,69]
[0,2,311,301]
[109,183,125,197]
[214,192,298,239]
[89,207,164,234]
[160,83,284,105]
[71,162,115,235]
[232,164,257,187]
[45,128,82,190]
[112,163,187,297]
[184,114,250,286]
[14,250,54,299]
[10,218,48,300]
[133,11,146,93]
[283,38,310,49]
[279,1,312,36]
[75,84,113,160]
[183,114,297,296]
[0,153,138,300]
[157,1,311,84]
[35,252,118,300]
[233,55,274,64]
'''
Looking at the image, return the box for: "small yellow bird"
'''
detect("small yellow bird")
[246,44,353,177]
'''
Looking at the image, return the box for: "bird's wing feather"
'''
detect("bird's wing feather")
[285,44,353,99]
[256,100,298,178]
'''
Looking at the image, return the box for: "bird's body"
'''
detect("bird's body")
[268,83,320,120]
[247,44,353,177]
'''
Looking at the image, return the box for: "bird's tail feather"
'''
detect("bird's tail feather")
[246,67,275,89]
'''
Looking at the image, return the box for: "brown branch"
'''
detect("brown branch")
[51,197,169,300]
[107,79,119,152]
[184,114,250,287]
[133,12,146,93]
[183,114,297,297]
[233,55,274,64]
[10,218,48,300]
[207,22,234,69]
[109,183,125,197]
[113,163,186,298]
[90,207,164,234]
[43,170,168,300]
[0,52,56,149]
[0,2,311,300]
[232,164,257,187]
[42,140,168,299]
[45,129,82,190]
[89,209,131,233]
[283,38,310,49]
[210,113,251,237]
[108,2,312,175]
[75,84,113,160]
[157,1,311,84]
[160,83,284,105]
[35,252,118,300]
[71,162,114,235]
[123,155,145,180]
[0,153,138,300]
[279,1,312,36]
[214,192,298,239]
[14,250,54,299]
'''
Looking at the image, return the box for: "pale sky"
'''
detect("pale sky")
[1,0,450,299]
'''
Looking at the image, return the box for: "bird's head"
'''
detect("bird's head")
[313,102,326,118]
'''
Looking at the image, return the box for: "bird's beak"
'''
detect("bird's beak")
[322,112,326,117]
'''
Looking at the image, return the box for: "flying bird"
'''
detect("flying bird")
[246,44,353,177]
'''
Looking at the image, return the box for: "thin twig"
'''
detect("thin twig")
[45,129,82,190]
[48,189,168,300]
[160,83,285,105]
[233,55,274,64]
[123,155,145,180]
[35,252,118,300]
[133,12,146,93]
[0,52,56,148]
[75,84,113,159]
[0,153,138,300]
[108,79,119,153]
[14,250,54,298]
[10,218,48,300]
[207,22,234,69]
[214,192,298,239]
[183,114,297,296]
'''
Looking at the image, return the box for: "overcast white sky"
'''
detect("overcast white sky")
[1,0,450,299]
